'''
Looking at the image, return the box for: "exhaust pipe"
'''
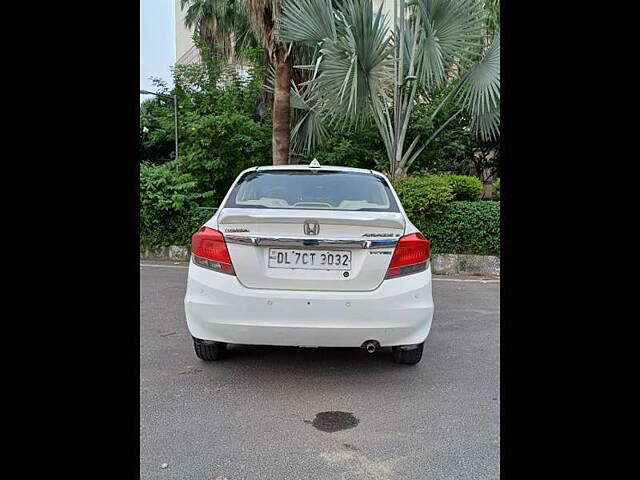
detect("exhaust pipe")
[362,340,379,354]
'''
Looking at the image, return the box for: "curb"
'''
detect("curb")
[140,246,500,277]
[431,253,500,277]
[140,245,191,262]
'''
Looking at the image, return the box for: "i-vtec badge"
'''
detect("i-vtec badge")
[225,228,250,233]
[362,233,397,237]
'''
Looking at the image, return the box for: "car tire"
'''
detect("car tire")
[392,343,424,365]
[193,338,227,361]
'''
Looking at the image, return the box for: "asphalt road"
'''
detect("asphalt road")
[140,264,500,480]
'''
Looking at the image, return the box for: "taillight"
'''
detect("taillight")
[191,227,235,275]
[385,233,430,279]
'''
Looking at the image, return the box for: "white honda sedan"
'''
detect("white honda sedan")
[184,161,434,364]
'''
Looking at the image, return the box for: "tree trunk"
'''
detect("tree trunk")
[272,53,291,165]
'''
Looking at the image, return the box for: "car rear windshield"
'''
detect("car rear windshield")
[224,170,399,212]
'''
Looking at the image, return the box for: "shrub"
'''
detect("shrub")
[140,161,213,246]
[392,175,453,221]
[422,201,500,255]
[492,178,500,200]
[141,207,212,247]
[439,174,483,201]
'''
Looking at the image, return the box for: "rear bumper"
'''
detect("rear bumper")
[184,261,434,347]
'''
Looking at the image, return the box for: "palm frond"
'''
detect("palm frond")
[290,83,329,154]
[279,0,336,44]
[305,0,393,122]
[411,0,485,87]
[456,32,500,140]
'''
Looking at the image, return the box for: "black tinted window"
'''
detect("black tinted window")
[225,170,399,212]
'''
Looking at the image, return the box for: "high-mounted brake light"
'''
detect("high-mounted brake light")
[385,233,430,279]
[191,227,235,275]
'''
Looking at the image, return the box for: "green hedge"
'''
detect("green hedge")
[439,174,483,201]
[141,206,211,247]
[420,201,500,255]
[391,174,498,255]
[392,175,453,218]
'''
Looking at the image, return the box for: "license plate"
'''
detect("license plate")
[268,249,352,270]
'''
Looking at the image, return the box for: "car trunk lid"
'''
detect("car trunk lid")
[217,208,405,291]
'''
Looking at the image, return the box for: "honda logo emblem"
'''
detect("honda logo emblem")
[303,220,320,235]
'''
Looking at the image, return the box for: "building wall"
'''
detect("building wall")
[373,0,395,27]
[175,0,197,64]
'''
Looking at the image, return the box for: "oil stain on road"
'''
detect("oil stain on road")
[306,411,359,433]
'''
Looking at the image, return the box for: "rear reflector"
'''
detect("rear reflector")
[191,227,235,275]
[385,233,430,279]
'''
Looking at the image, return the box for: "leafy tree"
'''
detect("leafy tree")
[300,122,386,169]
[140,78,178,163]
[140,48,274,245]
[173,44,267,119]
[178,111,272,203]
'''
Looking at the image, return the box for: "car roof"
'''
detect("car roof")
[251,164,386,177]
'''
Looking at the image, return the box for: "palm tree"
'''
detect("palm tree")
[181,0,256,63]
[279,0,500,179]
[242,0,294,165]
